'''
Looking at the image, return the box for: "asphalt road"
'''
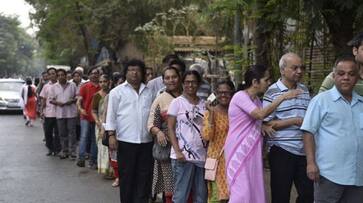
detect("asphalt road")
[0,113,299,203]
[0,114,119,203]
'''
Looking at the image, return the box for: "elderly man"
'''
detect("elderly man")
[301,55,363,203]
[189,63,211,100]
[106,59,154,203]
[263,53,313,203]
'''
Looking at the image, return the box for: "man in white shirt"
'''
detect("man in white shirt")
[106,59,154,203]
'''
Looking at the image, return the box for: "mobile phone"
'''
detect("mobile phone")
[207,93,216,103]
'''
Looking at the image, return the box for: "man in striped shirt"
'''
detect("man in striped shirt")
[263,53,313,203]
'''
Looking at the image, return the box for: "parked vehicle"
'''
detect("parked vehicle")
[0,78,25,111]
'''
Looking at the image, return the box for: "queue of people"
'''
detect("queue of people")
[22,33,363,203]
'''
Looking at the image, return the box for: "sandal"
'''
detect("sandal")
[112,178,119,187]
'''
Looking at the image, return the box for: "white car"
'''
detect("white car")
[0,78,26,111]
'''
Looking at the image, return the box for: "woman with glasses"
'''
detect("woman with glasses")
[168,70,207,203]
[147,66,182,203]
[224,65,301,203]
[202,80,235,203]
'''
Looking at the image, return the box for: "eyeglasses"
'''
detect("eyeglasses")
[289,64,306,71]
[184,80,199,85]
[216,91,233,96]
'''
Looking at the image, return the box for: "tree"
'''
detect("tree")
[0,14,35,77]
[26,0,202,68]
[309,0,363,56]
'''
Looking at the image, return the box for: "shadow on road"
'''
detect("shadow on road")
[0,110,23,115]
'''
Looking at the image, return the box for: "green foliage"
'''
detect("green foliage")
[25,0,363,93]
[0,14,36,77]
[26,0,165,66]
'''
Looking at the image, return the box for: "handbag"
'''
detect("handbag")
[102,131,109,147]
[204,148,224,181]
[152,140,171,161]
[204,108,225,181]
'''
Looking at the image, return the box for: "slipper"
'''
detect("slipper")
[112,178,119,187]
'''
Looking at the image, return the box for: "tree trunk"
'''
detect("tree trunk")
[320,2,356,56]
[233,7,242,85]
[255,0,270,67]
[74,1,95,66]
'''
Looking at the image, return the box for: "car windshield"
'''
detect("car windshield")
[0,82,24,92]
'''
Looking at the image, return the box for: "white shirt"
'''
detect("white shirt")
[105,81,153,143]
[147,76,164,100]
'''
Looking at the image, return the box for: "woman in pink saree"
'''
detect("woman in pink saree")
[224,65,301,203]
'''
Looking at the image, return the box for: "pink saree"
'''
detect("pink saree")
[224,91,266,203]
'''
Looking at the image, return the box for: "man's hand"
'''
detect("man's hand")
[64,99,76,105]
[79,109,87,116]
[294,117,304,126]
[175,151,186,162]
[262,124,275,137]
[109,135,118,150]
[307,162,320,182]
[50,100,64,106]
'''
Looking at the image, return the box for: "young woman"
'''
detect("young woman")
[24,78,37,127]
[168,70,208,203]
[147,66,182,203]
[224,65,301,203]
[202,80,235,203]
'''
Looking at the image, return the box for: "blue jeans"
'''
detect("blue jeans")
[172,159,207,203]
[78,119,97,163]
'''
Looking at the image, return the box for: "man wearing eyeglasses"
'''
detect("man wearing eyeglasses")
[263,53,313,203]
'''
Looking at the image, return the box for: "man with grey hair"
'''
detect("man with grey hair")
[189,63,211,100]
[263,52,313,203]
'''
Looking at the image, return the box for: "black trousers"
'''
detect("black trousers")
[44,117,61,153]
[269,146,314,203]
[117,141,153,203]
